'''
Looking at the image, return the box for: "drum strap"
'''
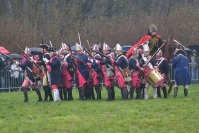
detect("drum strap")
[157,58,165,67]
[64,53,70,61]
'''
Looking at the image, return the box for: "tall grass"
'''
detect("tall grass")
[0,85,198,133]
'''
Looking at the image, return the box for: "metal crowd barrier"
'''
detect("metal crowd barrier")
[0,63,198,92]
[169,63,199,83]
[0,70,24,92]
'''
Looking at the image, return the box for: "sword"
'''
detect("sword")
[173,39,185,50]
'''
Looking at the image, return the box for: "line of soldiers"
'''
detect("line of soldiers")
[15,42,171,102]
[16,24,191,102]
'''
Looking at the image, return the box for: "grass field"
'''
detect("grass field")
[0,84,199,133]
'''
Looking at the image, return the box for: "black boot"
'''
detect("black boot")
[107,87,112,101]
[167,77,174,94]
[90,87,95,100]
[22,87,28,102]
[67,89,73,100]
[43,86,48,101]
[140,83,145,99]
[35,88,42,102]
[48,86,53,101]
[157,86,161,98]
[78,87,81,100]
[162,86,167,99]
[63,89,67,100]
[79,88,85,100]
[129,87,134,99]
[184,88,188,97]
[121,87,128,100]
[59,88,63,100]
[95,85,101,100]
[174,87,178,98]
[84,86,90,100]
[111,86,115,100]
[136,88,141,99]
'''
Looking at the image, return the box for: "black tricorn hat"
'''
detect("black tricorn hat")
[48,47,56,52]
[175,49,186,56]
[40,44,49,49]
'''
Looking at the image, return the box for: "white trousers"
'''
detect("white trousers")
[53,89,61,102]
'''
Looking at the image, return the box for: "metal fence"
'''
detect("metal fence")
[169,63,199,84]
[0,63,198,91]
[0,70,24,92]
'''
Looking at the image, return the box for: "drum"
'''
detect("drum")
[146,69,164,86]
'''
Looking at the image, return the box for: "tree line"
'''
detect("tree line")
[0,0,199,52]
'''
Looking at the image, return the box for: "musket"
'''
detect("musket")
[49,40,53,47]
[67,43,73,54]
[16,45,41,68]
[92,50,110,59]
[70,54,87,64]
[17,45,32,61]
[92,50,114,70]
[87,40,91,53]
[40,34,45,52]
[0,52,16,62]
[78,32,82,46]
[66,43,76,70]
[99,30,103,53]
[39,34,49,78]
[16,45,42,78]
[83,48,94,59]
[1,51,40,80]
[40,33,44,45]
[67,42,87,65]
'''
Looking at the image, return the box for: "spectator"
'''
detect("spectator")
[0,57,6,90]
[10,60,22,91]
[4,59,12,89]
[190,50,197,80]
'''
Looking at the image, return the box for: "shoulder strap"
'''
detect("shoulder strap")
[157,57,165,66]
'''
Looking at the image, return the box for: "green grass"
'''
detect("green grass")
[0,85,199,133]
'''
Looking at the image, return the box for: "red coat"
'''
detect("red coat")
[101,65,114,87]
[61,64,73,89]
[114,66,127,88]
[126,34,161,58]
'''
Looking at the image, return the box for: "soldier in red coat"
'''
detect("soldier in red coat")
[129,48,144,99]
[88,44,102,100]
[74,43,89,100]
[99,43,115,101]
[60,43,74,100]
[111,43,129,100]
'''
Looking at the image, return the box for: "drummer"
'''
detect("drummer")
[142,44,158,99]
